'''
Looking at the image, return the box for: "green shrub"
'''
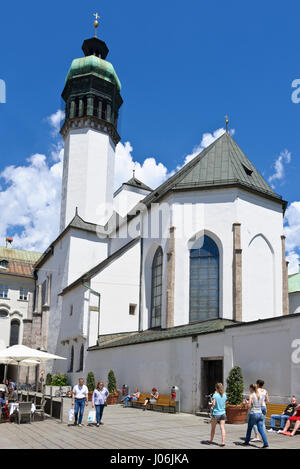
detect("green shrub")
[45,373,52,386]
[51,374,67,386]
[107,370,117,394]
[226,366,244,405]
[86,371,95,392]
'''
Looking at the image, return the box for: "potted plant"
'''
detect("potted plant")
[86,371,95,401]
[106,370,119,405]
[226,366,248,424]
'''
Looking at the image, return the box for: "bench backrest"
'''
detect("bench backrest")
[266,404,286,419]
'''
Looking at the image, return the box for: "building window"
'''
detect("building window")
[78,345,84,372]
[9,319,20,346]
[0,259,8,269]
[189,235,220,322]
[0,309,8,318]
[70,305,73,316]
[129,304,137,316]
[0,285,8,299]
[41,280,47,306]
[19,288,28,301]
[68,346,74,373]
[150,247,163,328]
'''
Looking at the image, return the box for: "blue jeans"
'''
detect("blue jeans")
[74,398,85,425]
[246,413,268,446]
[270,414,289,430]
[95,404,104,424]
[253,406,266,436]
[123,395,137,407]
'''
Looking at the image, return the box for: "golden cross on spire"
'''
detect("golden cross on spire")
[93,12,100,37]
[225,115,229,133]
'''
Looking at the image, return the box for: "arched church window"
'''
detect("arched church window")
[78,345,84,372]
[0,309,8,318]
[189,235,219,322]
[9,319,20,346]
[150,247,163,328]
[69,346,74,373]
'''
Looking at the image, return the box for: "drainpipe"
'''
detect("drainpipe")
[82,282,101,346]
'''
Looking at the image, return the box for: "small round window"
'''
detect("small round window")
[0,309,8,318]
[0,259,9,269]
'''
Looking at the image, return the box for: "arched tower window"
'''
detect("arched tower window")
[9,319,20,346]
[150,247,163,328]
[189,235,219,322]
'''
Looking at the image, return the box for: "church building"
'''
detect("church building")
[23,25,300,412]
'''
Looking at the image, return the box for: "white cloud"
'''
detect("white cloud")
[179,128,235,168]
[268,149,291,188]
[46,109,65,136]
[286,251,300,275]
[114,141,172,190]
[284,201,300,273]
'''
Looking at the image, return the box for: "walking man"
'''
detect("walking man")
[72,378,89,426]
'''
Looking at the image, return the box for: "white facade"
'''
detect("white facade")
[0,273,34,350]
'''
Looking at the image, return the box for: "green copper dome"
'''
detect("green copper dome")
[66,55,121,91]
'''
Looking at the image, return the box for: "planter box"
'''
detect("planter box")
[226,405,248,424]
[44,385,71,396]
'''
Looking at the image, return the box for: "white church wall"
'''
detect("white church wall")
[68,229,108,285]
[113,186,151,218]
[237,191,284,321]
[289,292,300,315]
[90,240,141,335]
[84,315,300,413]
[171,189,238,325]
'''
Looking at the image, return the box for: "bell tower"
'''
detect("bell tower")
[59,16,123,230]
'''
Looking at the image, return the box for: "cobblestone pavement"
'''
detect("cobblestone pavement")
[0,399,299,449]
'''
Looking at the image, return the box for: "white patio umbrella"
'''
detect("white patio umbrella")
[0,345,67,391]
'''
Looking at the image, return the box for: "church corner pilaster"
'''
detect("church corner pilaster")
[166,226,176,328]
[233,222,242,322]
[281,235,289,315]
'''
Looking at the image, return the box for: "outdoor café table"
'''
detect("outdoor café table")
[8,402,36,416]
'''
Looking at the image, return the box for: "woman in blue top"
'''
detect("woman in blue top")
[209,383,227,446]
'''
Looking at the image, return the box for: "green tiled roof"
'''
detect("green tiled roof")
[88,318,235,351]
[288,265,300,293]
[142,132,284,206]
[66,55,121,91]
[0,247,41,264]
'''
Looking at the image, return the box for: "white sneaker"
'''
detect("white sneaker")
[250,437,261,442]
[267,429,276,433]
[277,430,284,434]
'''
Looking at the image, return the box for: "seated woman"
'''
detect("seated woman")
[122,388,140,407]
[279,405,300,436]
[143,388,159,411]
[7,385,17,402]
[0,392,9,421]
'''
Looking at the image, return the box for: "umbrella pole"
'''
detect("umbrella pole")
[4,364,7,385]
[17,361,20,394]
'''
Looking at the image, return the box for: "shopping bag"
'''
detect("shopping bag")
[87,410,96,423]
[68,408,74,422]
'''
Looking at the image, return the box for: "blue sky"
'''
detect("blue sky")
[0,0,300,268]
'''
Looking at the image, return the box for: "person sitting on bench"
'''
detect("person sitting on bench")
[143,388,159,411]
[279,405,300,436]
[268,396,298,433]
[122,388,140,407]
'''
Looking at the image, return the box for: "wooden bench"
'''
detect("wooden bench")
[265,403,300,433]
[130,393,177,413]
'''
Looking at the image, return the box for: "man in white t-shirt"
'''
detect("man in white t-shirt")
[72,378,89,426]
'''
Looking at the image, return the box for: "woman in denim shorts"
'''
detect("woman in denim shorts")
[209,383,227,446]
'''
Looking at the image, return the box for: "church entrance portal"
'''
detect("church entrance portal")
[201,357,223,409]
